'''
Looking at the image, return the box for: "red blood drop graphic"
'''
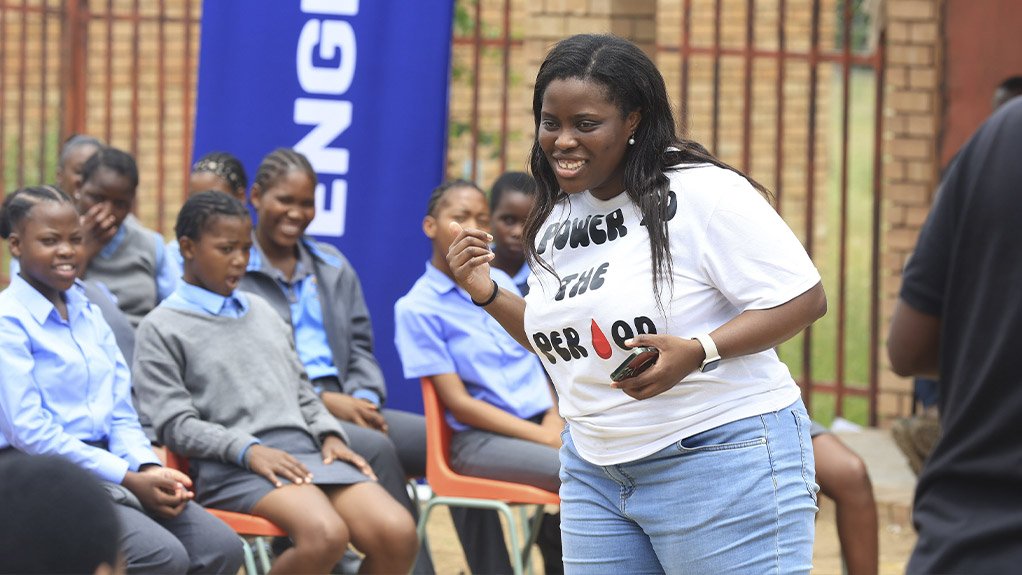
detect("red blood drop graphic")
[591,319,612,359]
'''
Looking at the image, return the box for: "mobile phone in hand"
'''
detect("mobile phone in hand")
[610,346,660,382]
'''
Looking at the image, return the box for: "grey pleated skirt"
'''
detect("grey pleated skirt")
[189,427,370,513]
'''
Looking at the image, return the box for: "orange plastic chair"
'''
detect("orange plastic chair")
[418,377,559,575]
[154,446,286,575]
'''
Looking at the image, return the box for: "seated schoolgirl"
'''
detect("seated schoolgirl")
[239,148,446,572]
[487,171,537,295]
[132,191,418,574]
[394,179,563,573]
[75,147,179,326]
[167,151,250,270]
[0,186,243,574]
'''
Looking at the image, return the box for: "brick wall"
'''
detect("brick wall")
[877,0,944,421]
[0,0,200,245]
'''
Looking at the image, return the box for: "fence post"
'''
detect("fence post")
[62,0,88,140]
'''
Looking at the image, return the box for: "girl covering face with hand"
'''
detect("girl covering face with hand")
[447,34,827,574]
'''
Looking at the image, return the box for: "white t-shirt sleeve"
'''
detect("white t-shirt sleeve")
[699,173,821,311]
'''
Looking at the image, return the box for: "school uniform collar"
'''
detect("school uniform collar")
[173,280,250,316]
[422,261,464,298]
[9,274,89,324]
[247,235,327,281]
[98,217,130,259]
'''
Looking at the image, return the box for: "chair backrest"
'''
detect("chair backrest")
[419,377,558,505]
[162,448,190,474]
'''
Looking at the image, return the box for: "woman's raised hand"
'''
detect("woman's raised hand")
[446,221,496,301]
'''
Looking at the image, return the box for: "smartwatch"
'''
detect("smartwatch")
[691,334,721,372]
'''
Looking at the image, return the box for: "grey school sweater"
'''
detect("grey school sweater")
[85,216,160,327]
[132,295,346,465]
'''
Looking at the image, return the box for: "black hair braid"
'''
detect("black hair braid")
[192,151,249,193]
[0,186,74,239]
[252,148,317,195]
[425,179,483,217]
[175,190,250,241]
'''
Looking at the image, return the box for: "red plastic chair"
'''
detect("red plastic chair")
[418,377,559,575]
[155,446,286,574]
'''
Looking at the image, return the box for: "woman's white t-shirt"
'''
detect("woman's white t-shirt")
[522,164,821,466]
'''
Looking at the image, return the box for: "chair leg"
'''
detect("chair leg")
[418,497,532,575]
[254,537,273,574]
[521,505,546,575]
[239,537,257,575]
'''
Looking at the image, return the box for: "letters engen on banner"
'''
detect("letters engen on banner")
[294,0,358,237]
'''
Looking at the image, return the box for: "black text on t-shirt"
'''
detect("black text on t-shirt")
[532,315,658,364]
[536,208,627,255]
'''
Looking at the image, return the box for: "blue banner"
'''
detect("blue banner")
[194,0,453,413]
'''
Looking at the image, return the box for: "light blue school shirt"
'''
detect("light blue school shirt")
[394,262,552,432]
[100,219,180,301]
[247,242,380,405]
[161,280,250,318]
[510,262,531,296]
[158,280,255,463]
[166,238,184,270]
[0,274,160,483]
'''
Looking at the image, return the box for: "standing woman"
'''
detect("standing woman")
[447,34,826,574]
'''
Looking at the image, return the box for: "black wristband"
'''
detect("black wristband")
[471,279,500,307]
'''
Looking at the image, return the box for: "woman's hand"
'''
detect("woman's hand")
[320,434,377,480]
[246,444,313,487]
[446,221,496,302]
[610,334,704,400]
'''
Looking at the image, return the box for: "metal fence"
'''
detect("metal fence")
[0,0,886,424]
[0,0,200,284]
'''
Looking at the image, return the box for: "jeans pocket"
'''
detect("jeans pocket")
[675,416,768,455]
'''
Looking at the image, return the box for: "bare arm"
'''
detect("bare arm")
[887,298,940,378]
[446,221,533,351]
[432,372,560,448]
[614,282,828,400]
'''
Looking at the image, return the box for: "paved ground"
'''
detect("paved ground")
[420,427,919,574]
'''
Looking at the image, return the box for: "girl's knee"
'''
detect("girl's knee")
[293,514,349,563]
[361,506,418,557]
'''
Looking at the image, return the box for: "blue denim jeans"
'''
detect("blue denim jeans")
[559,399,819,574]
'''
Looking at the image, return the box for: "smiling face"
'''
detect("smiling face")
[56,143,101,196]
[180,215,252,296]
[9,201,83,304]
[251,169,316,255]
[76,166,136,229]
[490,189,534,266]
[538,77,641,201]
